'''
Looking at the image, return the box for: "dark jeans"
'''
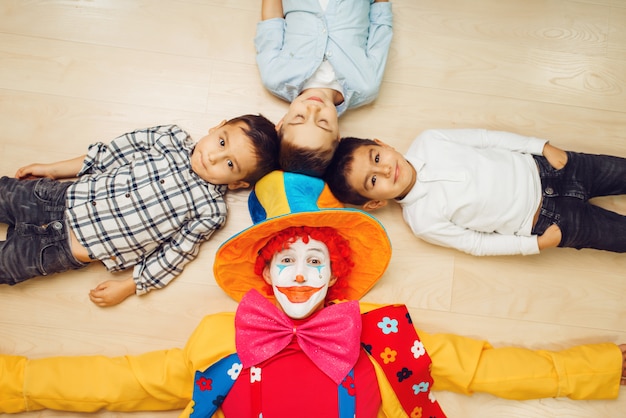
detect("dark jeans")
[531,151,626,252]
[0,177,86,285]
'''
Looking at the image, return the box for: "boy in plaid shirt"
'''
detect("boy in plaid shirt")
[0,114,279,306]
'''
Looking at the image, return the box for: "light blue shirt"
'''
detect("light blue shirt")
[255,0,393,116]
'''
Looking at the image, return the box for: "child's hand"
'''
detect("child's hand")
[542,143,568,170]
[537,223,562,250]
[15,155,85,180]
[89,277,137,307]
[15,163,56,180]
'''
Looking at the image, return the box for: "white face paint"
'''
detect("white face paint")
[263,237,336,319]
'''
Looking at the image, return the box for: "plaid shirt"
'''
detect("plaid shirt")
[65,125,227,295]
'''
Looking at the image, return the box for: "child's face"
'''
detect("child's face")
[346,139,417,202]
[262,237,337,319]
[278,89,340,152]
[190,120,257,189]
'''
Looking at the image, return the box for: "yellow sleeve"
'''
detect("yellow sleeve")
[419,330,622,400]
[357,302,621,404]
[0,350,190,413]
[0,312,239,415]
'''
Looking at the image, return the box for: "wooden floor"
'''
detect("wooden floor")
[1,1,625,416]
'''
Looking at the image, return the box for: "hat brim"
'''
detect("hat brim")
[213,208,391,302]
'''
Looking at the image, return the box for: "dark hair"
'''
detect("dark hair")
[323,136,378,205]
[227,114,279,184]
[278,138,335,178]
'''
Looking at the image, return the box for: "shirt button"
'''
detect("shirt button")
[125,193,130,198]
[91,201,97,206]
[52,221,63,230]
[545,187,554,195]
[160,179,165,184]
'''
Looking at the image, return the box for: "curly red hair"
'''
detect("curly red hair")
[254,226,354,301]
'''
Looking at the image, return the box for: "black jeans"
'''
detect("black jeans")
[0,177,86,284]
[532,151,626,252]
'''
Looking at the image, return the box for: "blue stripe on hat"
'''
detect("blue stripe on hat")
[248,190,266,224]
[283,172,325,214]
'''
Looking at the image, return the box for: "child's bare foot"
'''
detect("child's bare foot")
[619,344,626,385]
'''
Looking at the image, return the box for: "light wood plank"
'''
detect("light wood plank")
[608,7,626,60]
[1,1,625,417]
[394,0,611,56]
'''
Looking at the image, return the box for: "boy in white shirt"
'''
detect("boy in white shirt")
[325,129,626,256]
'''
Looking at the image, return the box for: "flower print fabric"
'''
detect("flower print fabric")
[361,305,447,417]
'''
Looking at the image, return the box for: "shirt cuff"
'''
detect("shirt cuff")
[528,138,549,156]
[521,235,541,255]
[133,266,151,296]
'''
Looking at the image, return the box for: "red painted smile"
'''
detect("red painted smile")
[276,286,323,303]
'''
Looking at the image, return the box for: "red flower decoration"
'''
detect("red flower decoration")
[341,374,356,397]
[195,376,213,392]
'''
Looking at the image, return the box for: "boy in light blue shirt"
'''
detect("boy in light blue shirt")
[256,0,393,176]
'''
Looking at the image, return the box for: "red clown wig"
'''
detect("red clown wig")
[254,226,354,301]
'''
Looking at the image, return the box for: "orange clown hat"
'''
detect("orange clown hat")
[213,170,392,302]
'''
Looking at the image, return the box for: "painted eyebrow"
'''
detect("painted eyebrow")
[278,247,326,258]
[306,247,326,256]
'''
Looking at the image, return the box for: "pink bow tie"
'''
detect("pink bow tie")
[235,290,362,385]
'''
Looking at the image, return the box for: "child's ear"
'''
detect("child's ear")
[362,199,387,211]
[275,118,284,132]
[227,180,250,190]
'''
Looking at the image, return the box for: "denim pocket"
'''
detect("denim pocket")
[38,242,72,276]
[33,178,70,209]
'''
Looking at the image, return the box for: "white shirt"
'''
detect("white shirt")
[398,129,547,256]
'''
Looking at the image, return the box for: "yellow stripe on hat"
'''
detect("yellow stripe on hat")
[253,170,291,219]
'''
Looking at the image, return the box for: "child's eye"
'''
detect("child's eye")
[219,139,225,147]
[371,175,377,186]
[374,153,380,163]
[227,160,233,168]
